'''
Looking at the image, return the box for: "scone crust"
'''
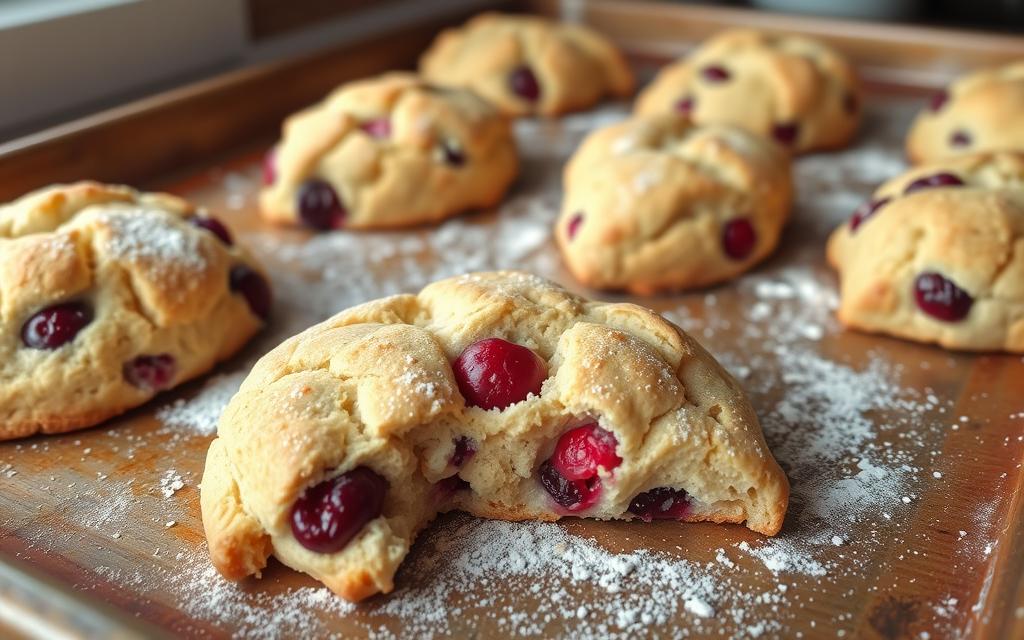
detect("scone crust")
[557,114,794,293]
[419,12,634,117]
[635,29,861,154]
[201,271,789,602]
[260,72,518,229]
[906,61,1024,164]
[827,152,1024,352]
[0,181,268,440]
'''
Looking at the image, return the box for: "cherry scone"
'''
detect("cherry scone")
[419,13,634,117]
[906,61,1024,164]
[635,29,861,154]
[0,182,271,440]
[557,114,794,293]
[827,152,1024,352]
[201,271,789,601]
[260,72,518,230]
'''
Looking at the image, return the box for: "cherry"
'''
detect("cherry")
[509,65,540,102]
[701,65,730,83]
[189,215,233,245]
[675,95,695,114]
[230,265,272,320]
[450,436,476,467]
[290,467,388,553]
[849,197,891,232]
[539,460,599,512]
[904,172,964,195]
[628,487,690,522]
[123,354,176,391]
[360,118,391,139]
[452,338,547,410]
[438,140,466,167]
[772,122,799,147]
[949,130,971,148]
[297,179,346,230]
[913,272,973,322]
[21,302,93,350]
[550,423,621,481]
[722,218,757,260]
[567,212,584,240]
[929,90,949,112]
[262,148,276,186]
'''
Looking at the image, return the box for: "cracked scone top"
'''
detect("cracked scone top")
[0,182,271,440]
[260,72,518,230]
[827,152,1024,352]
[419,13,634,117]
[906,61,1024,164]
[201,271,789,601]
[557,114,793,293]
[635,29,861,154]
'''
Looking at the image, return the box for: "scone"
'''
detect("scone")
[419,13,634,117]
[0,182,271,440]
[906,61,1024,164]
[635,29,861,154]
[827,152,1024,352]
[556,114,794,293]
[201,271,789,601]
[260,72,518,230]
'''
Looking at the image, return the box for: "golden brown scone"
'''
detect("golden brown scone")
[201,271,789,602]
[635,29,861,154]
[556,114,794,293]
[827,152,1024,352]
[419,13,634,117]
[906,61,1024,164]
[260,72,518,230]
[0,182,270,440]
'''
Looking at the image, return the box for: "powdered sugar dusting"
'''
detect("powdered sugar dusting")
[96,208,207,271]
[156,372,247,436]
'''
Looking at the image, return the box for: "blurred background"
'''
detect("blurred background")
[0,0,1021,141]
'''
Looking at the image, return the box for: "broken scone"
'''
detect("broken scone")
[201,271,788,601]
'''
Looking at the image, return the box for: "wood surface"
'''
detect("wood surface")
[0,2,1023,638]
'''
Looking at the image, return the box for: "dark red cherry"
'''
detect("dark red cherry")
[772,122,799,147]
[913,272,973,322]
[675,95,695,114]
[262,148,277,186]
[722,218,757,260]
[123,354,176,391]
[949,130,971,148]
[551,423,621,481]
[438,140,466,167]
[21,302,93,350]
[230,265,272,320]
[628,487,691,522]
[297,179,346,230]
[290,467,388,553]
[567,212,584,240]
[452,338,547,410]
[450,436,476,467]
[849,197,891,232]
[190,215,233,245]
[904,172,964,195]
[539,460,600,512]
[509,65,540,102]
[701,65,730,83]
[360,118,391,139]
[929,90,949,112]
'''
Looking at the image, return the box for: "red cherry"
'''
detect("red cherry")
[913,272,973,322]
[628,487,690,522]
[450,436,476,467]
[904,172,964,195]
[452,338,547,410]
[538,460,600,512]
[772,122,799,147]
[262,148,277,186]
[509,65,540,102]
[949,130,971,148]
[21,302,93,350]
[230,265,272,320]
[551,423,621,481]
[123,354,176,391]
[929,90,949,112]
[566,212,584,240]
[849,197,891,232]
[722,218,757,260]
[360,118,391,139]
[189,215,232,245]
[297,179,346,230]
[290,467,388,553]
[675,95,695,114]
[701,65,731,83]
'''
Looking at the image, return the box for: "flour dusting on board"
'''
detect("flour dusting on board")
[104,100,993,638]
